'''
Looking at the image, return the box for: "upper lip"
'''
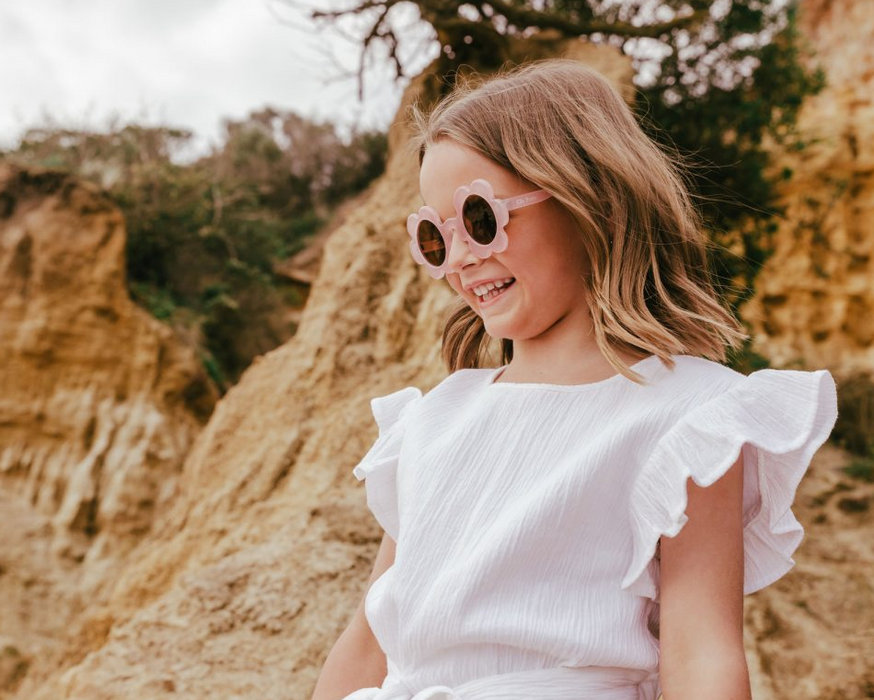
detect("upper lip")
[463,276,515,293]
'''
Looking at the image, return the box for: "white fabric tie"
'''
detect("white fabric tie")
[342,665,661,700]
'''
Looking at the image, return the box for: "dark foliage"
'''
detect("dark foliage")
[2,111,388,390]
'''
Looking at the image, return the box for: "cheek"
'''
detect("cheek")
[508,223,588,290]
[446,275,473,303]
[446,274,483,313]
[540,209,587,266]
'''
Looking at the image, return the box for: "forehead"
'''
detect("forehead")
[419,140,520,204]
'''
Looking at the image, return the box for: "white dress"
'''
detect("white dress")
[346,354,838,700]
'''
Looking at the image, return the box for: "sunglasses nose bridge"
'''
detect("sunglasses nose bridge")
[444,219,479,272]
[445,218,467,247]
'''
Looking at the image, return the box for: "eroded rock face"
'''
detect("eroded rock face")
[4,16,872,700]
[741,0,874,374]
[0,166,217,694]
[704,8,874,694]
[3,43,636,700]
[0,166,217,542]
[0,168,216,541]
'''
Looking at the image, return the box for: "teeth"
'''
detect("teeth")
[473,278,514,297]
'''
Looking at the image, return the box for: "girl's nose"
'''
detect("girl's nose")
[445,224,480,273]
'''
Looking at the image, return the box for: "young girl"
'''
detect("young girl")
[311,59,839,700]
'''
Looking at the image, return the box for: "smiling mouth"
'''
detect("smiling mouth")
[475,278,516,304]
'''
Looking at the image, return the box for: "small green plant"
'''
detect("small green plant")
[842,456,874,484]
[831,373,874,456]
[129,282,178,320]
[200,351,228,393]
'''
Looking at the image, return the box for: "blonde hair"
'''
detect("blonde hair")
[405,58,748,383]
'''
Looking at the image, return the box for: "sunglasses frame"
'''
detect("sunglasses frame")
[406,178,553,279]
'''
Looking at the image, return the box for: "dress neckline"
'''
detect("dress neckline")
[485,354,660,393]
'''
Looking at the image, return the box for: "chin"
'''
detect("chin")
[482,318,512,338]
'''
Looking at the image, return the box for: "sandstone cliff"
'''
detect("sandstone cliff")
[734,5,874,694]
[740,0,874,374]
[2,6,872,699]
[0,166,217,694]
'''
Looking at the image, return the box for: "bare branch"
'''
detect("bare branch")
[309,38,360,85]
[311,0,405,21]
[356,4,390,99]
[266,0,321,34]
[280,0,711,105]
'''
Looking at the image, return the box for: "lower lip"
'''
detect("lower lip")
[476,280,516,309]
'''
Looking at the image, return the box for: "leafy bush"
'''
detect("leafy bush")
[2,111,387,391]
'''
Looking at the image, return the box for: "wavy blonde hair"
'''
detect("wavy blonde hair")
[405,58,748,383]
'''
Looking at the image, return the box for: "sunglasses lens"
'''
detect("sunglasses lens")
[462,195,497,245]
[416,219,445,266]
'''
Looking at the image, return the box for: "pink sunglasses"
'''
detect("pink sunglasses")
[407,178,553,279]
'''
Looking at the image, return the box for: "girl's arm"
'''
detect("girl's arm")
[658,452,752,700]
[310,532,396,700]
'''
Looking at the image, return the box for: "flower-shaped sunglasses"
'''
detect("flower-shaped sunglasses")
[407,178,553,279]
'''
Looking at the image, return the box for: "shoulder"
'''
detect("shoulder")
[634,354,746,427]
[652,354,744,393]
[648,354,836,424]
[421,366,491,404]
[391,368,490,444]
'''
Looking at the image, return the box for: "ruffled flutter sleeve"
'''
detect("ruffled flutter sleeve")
[621,367,838,602]
[352,385,423,541]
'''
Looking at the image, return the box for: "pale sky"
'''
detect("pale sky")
[0,0,437,155]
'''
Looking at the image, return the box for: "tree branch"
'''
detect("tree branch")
[311,0,405,22]
[292,0,712,102]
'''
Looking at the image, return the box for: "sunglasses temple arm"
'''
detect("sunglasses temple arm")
[502,189,553,211]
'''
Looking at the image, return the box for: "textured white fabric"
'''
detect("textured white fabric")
[349,354,838,700]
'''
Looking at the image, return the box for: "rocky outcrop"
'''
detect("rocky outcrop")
[3,8,873,700]
[0,166,217,694]
[0,168,216,542]
[741,0,874,374]
[732,8,874,695]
